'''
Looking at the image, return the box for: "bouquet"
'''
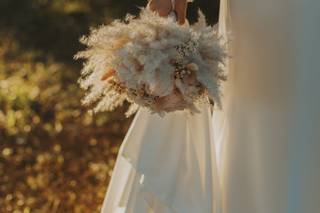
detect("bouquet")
[75,9,227,116]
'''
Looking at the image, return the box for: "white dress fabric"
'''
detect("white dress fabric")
[101,1,221,212]
[101,106,221,213]
[214,0,320,212]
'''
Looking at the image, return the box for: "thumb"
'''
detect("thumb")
[175,0,187,25]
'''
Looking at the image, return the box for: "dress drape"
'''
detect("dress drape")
[101,105,221,213]
[214,0,320,212]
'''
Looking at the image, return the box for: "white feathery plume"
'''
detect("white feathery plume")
[75,8,227,116]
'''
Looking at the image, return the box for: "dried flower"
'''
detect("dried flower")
[75,9,227,116]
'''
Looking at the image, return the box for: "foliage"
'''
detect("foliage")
[0,32,132,212]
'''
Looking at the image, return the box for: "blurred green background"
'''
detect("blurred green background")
[0,0,218,212]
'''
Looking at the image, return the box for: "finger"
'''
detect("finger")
[175,0,187,25]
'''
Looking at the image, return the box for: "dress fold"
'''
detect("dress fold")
[101,106,221,213]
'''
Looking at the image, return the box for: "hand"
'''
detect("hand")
[148,0,188,25]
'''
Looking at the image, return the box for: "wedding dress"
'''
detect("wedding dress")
[100,2,221,211]
[214,0,320,212]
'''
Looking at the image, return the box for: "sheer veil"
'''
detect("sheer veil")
[213,0,231,168]
[218,0,230,39]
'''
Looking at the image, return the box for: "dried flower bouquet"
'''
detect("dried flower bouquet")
[75,9,227,116]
